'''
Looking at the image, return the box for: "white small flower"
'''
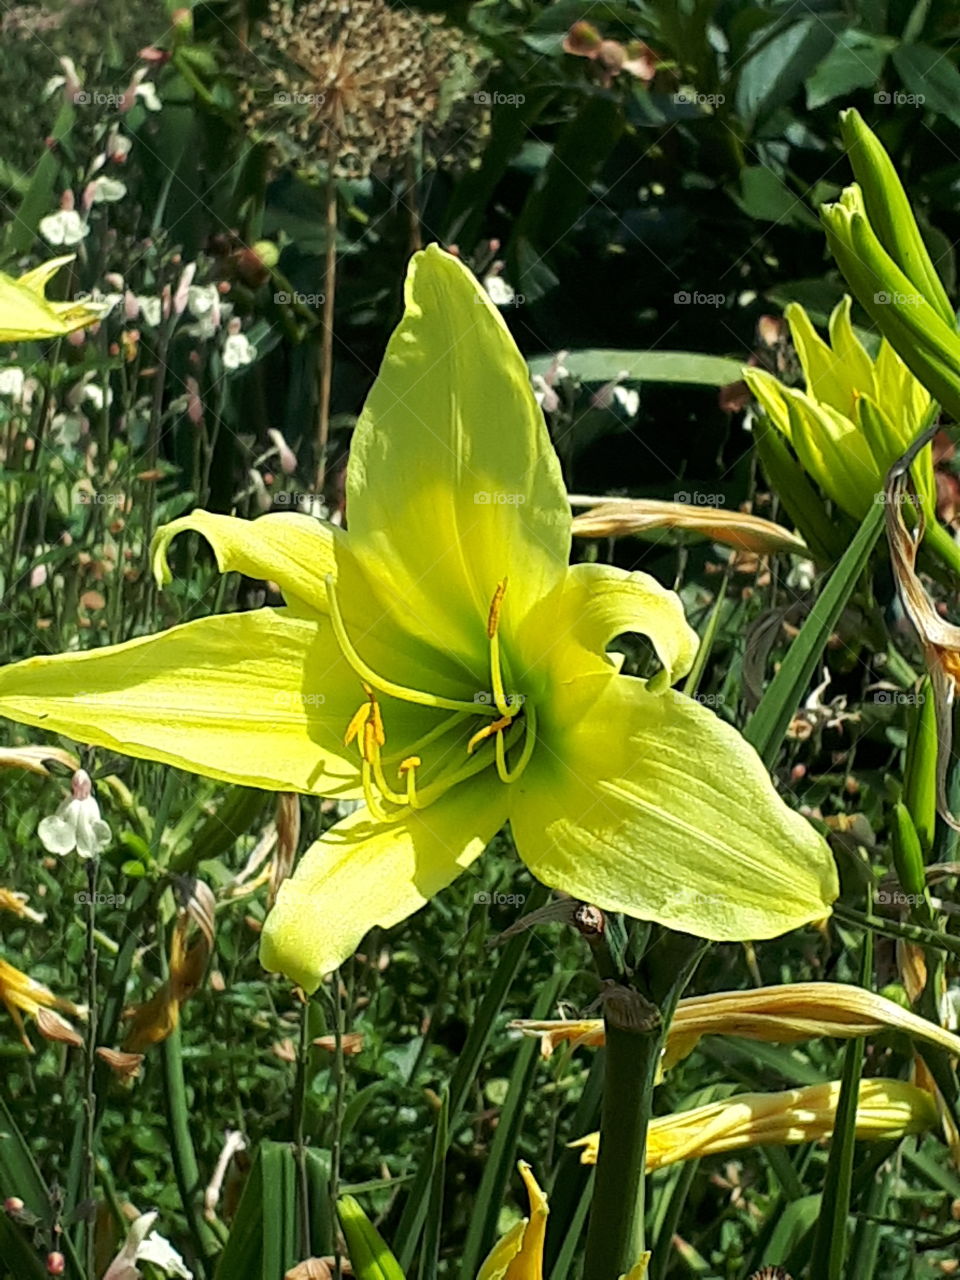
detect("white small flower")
[0,368,25,400]
[532,374,559,414]
[222,332,256,370]
[104,1211,193,1280]
[613,385,640,417]
[88,177,127,204]
[941,987,960,1032]
[81,383,113,411]
[483,274,516,307]
[137,296,162,327]
[37,769,111,859]
[135,82,162,112]
[39,210,89,247]
[186,283,221,337]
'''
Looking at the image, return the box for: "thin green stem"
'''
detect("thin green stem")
[329,971,347,1280]
[75,855,99,1275]
[293,994,312,1261]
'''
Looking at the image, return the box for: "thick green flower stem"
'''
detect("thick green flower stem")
[582,986,663,1280]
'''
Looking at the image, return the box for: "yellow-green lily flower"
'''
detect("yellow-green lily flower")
[572,1077,938,1168]
[0,255,106,342]
[0,246,837,991]
[743,296,935,520]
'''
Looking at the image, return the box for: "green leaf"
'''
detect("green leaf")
[391,883,548,1268]
[744,501,884,767]
[735,17,839,124]
[457,972,568,1280]
[730,166,819,228]
[528,349,743,387]
[808,924,872,1278]
[893,43,960,128]
[417,1093,448,1280]
[806,31,893,108]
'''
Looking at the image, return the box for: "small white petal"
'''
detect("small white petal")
[38,814,78,855]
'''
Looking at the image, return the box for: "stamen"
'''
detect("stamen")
[325,575,497,717]
[487,578,507,638]
[361,760,400,823]
[495,703,538,784]
[467,715,513,756]
[398,756,421,805]
[486,578,517,719]
[344,702,370,747]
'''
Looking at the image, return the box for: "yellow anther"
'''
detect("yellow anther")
[367,694,385,749]
[398,756,421,806]
[487,577,508,639]
[467,715,513,756]
[344,702,371,748]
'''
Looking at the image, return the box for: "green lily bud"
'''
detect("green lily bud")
[891,801,926,899]
[752,416,848,563]
[904,676,937,852]
[839,110,954,328]
[743,290,935,522]
[338,1197,406,1280]
[821,188,960,424]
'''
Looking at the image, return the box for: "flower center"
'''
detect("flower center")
[324,574,537,818]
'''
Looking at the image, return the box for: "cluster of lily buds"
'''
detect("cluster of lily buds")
[821,110,960,425]
[743,294,936,523]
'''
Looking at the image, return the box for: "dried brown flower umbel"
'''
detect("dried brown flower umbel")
[240,0,484,179]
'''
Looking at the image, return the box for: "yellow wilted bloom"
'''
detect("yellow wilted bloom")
[123,882,213,1052]
[0,256,106,343]
[476,1163,649,1280]
[477,1162,547,1280]
[572,1078,937,1168]
[0,888,44,924]
[743,295,934,521]
[514,980,960,1069]
[570,497,808,558]
[0,957,86,1050]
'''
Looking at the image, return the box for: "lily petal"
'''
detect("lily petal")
[154,509,478,699]
[511,674,837,940]
[347,245,570,670]
[0,609,441,797]
[476,1162,548,1280]
[528,563,699,692]
[261,777,508,991]
[153,509,338,615]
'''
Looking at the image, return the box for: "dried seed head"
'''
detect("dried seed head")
[239,0,486,178]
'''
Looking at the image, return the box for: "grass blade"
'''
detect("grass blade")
[745,501,884,766]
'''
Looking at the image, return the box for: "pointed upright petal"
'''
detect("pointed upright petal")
[261,777,508,991]
[511,674,837,940]
[347,245,571,669]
